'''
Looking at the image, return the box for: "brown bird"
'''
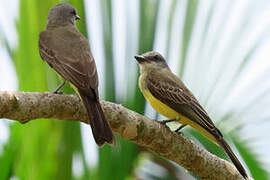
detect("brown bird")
[38,3,115,146]
[135,51,248,179]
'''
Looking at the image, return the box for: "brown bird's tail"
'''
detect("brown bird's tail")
[79,91,115,146]
[216,134,248,179]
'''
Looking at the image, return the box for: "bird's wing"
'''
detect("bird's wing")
[39,27,98,98]
[147,72,249,179]
[146,72,222,136]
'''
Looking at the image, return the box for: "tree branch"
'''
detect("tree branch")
[0,91,249,180]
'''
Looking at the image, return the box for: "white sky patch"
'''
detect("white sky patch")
[169,0,188,76]
[80,123,98,168]
[221,40,270,113]
[0,0,18,153]
[112,0,127,102]
[124,0,139,104]
[136,158,168,179]
[9,176,19,180]
[72,153,84,178]
[0,48,18,91]
[183,0,213,84]
[84,0,106,99]
[153,0,171,54]
[0,121,9,155]
[0,0,18,48]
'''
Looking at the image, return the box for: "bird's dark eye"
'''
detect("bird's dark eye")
[154,55,159,60]
[71,9,76,15]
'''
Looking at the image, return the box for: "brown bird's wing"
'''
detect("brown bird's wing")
[146,71,248,179]
[39,26,98,96]
[146,71,219,135]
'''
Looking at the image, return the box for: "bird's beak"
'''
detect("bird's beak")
[134,55,147,63]
[75,15,80,20]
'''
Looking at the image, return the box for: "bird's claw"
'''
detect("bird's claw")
[53,90,63,94]
[174,124,187,135]
[175,130,184,136]
[159,118,179,125]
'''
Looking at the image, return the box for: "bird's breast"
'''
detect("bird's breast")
[139,74,178,118]
[142,89,180,119]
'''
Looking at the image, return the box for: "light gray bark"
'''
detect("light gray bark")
[0,91,249,180]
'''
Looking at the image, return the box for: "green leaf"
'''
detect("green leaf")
[99,136,138,180]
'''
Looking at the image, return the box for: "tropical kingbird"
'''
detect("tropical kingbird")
[134,51,248,179]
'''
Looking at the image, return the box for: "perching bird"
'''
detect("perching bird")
[39,3,115,146]
[135,51,248,179]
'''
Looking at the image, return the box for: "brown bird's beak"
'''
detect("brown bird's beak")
[134,55,148,63]
[75,15,80,20]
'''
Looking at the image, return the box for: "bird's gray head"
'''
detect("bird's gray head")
[134,51,170,71]
[46,3,80,28]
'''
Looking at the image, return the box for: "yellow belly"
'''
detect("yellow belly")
[141,89,217,143]
[143,89,181,119]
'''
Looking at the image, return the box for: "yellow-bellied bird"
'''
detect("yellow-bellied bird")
[134,51,248,179]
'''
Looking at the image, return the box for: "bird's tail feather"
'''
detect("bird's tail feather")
[79,91,115,146]
[217,136,248,179]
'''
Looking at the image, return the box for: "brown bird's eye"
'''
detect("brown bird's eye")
[71,10,76,15]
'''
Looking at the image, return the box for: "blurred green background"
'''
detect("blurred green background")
[1,0,270,179]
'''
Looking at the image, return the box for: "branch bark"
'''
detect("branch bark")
[0,91,249,180]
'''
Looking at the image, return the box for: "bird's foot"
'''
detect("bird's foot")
[174,124,187,135]
[159,118,179,125]
[158,118,180,131]
[19,119,30,124]
[53,81,66,94]
[53,90,63,94]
